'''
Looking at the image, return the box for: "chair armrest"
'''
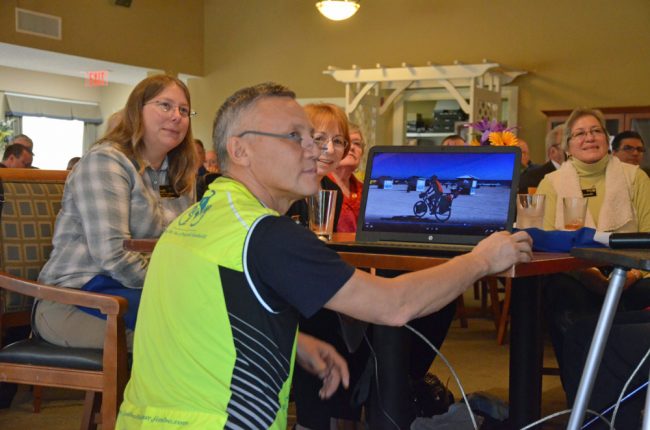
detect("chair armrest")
[0,168,69,182]
[0,272,127,317]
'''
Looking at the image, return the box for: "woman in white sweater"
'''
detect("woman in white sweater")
[538,108,650,428]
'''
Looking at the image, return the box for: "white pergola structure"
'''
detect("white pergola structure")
[324,61,526,148]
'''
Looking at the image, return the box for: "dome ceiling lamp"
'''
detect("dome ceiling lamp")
[316,0,360,21]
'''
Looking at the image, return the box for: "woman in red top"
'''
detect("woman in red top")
[331,123,365,232]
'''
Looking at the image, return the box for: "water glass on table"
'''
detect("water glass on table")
[563,196,588,230]
[516,194,545,229]
[307,189,337,241]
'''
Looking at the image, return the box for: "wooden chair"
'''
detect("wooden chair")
[455,277,512,345]
[0,169,70,343]
[0,169,129,429]
[455,278,503,332]
[0,274,128,429]
[494,278,512,345]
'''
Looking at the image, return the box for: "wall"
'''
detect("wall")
[1,0,649,162]
[0,0,203,76]
[0,64,134,138]
[198,0,650,162]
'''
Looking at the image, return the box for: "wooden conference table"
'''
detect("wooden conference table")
[124,233,596,429]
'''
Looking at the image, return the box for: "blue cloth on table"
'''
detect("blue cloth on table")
[76,275,141,330]
[517,227,607,253]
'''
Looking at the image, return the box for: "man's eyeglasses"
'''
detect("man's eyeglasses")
[619,145,645,154]
[569,127,605,142]
[146,100,197,118]
[237,130,305,145]
[313,133,349,151]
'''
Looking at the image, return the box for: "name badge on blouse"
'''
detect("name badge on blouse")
[159,185,179,199]
[582,188,597,198]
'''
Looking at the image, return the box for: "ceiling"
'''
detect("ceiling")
[0,42,161,85]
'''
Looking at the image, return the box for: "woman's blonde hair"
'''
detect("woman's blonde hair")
[562,108,609,152]
[98,74,197,195]
[304,103,351,158]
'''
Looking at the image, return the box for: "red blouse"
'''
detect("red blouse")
[332,174,363,233]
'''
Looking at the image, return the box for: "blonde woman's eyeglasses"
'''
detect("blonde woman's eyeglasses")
[146,100,197,118]
[569,127,605,142]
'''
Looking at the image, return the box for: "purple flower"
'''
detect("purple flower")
[466,117,518,144]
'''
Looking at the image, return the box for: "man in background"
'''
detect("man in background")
[441,134,465,146]
[194,139,207,176]
[10,134,33,153]
[0,144,33,168]
[9,134,35,168]
[204,149,219,173]
[517,138,538,174]
[612,131,646,173]
[519,125,565,193]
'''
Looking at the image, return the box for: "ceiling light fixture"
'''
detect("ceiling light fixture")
[316,0,360,21]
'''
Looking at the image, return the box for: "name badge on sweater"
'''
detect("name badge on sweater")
[582,188,597,198]
[159,185,179,199]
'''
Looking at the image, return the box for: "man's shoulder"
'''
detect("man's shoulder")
[252,214,308,242]
[529,161,556,176]
[520,161,556,191]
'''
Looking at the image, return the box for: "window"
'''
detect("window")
[22,116,84,170]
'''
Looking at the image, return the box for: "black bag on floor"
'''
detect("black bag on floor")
[413,373,455,417]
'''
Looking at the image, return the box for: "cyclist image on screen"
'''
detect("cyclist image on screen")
[419,175,444,213]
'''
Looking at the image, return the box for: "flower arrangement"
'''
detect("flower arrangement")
[466,118,518,146]
[0,118,15,147]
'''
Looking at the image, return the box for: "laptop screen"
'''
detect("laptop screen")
[356,145,521,245]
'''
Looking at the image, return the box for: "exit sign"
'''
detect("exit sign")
[85,71,108,87]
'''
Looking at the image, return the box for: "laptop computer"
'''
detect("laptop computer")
[328,144,521,256]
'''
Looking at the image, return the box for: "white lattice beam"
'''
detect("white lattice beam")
[324,63,525,85]
[346,82,376,115]
[379,81,412,116]
[438,79,471,114]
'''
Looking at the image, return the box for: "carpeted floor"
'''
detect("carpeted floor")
[0,291,570,429]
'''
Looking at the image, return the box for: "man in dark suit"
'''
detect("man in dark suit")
[519,124,566,193]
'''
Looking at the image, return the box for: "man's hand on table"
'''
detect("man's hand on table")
[471,231,533,275]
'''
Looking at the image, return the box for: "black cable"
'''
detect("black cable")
[363,332,401,430]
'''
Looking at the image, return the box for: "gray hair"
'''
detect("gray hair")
[212,82,296,172]
[562,108,609,151]
[545,124,565,155]
[11,133,33,148]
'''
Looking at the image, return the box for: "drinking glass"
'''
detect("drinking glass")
[563,197,588,230]
[307,189,337,241]
[516,194,545,229]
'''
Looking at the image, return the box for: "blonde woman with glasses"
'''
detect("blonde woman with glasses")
[288,103,366,430]
[286,103,350,228]
[537,108,650,428]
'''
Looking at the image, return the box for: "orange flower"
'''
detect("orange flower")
[488,132,505,146]
[487,131,519,146]
[470,138,481,146]
[501,131,519,146]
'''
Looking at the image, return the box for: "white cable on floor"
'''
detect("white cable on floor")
[520,408,613,430]
[404,322,479,430]
[609,345,650,430]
